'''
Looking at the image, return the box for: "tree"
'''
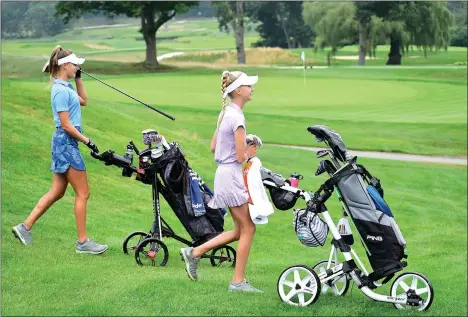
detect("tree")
[212,1,246,64]
[1,2,28,38]
[249,2,313,49]
[303,1,357,62]
[24,3,66,38]
[368,1,453,65]
[448,1,467,47]
[366,16,387,59]
[1,2,66,39]
[354,2,377,65]
[304,1,454,65]
[404,2,452,58]
[55,1,197,69]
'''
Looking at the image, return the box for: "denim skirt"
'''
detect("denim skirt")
[50,126,86,173]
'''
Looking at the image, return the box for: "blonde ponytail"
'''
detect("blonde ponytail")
[217,70,230,128]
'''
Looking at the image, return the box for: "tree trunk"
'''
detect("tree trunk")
[144,30,157,68]
[277,5,291,49]
[280,19,291,49]
[386,35,402,65]
[235,1,245,64]
[358,22,367,66]
[140,4,176,69]
[141,5,158,69]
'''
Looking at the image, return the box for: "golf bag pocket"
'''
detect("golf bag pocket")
[388,217,406,251]
[337,217,354,246]
[367,185,392,217]
[367,210,407,270]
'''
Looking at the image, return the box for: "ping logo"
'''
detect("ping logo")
[366,234,383,242]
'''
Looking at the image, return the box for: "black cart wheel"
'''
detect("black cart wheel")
[122,231,150,255]
[134,238,169,267]
[210,245,236,268]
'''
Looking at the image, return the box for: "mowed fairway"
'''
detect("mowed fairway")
[6,65,466,156]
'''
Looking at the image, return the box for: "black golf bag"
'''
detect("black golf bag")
[140,143,225,244]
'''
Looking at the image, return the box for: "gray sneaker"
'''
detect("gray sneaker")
[228,280,264,293]
[180,247,200,281]
[76,238,108,255]
[12,223,32,246]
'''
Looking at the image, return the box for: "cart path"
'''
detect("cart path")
[268,144,467,166]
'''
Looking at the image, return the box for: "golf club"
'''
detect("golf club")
[42,61,175,121]
[81,70,175,121]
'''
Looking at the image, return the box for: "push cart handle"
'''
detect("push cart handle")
[90,150,137,172]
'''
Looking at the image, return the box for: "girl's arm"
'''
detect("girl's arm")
[58,112,89,144]
[75,78,88,106]
[234,127,248,163]
[210,131,217,153]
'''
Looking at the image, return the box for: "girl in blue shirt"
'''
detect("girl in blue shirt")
[12,46,107,255]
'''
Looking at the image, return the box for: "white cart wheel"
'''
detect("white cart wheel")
[390,272,434,311]
[312,260,349,296]
[277,265,321,307]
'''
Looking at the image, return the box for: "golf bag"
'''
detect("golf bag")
[143,143,225,243]
[330,158,407,273]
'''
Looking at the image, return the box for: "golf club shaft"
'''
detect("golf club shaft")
[81,70,175,121]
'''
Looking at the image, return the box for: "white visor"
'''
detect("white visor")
[223,73,258,98]
[57,53,85,66]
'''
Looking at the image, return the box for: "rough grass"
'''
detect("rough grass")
[168,47,321,66]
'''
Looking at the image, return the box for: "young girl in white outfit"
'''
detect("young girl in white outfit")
[243,134,274,225]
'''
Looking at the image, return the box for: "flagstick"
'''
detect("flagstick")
[303,58,306,86]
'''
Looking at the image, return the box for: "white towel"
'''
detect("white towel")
[243,157,274,224]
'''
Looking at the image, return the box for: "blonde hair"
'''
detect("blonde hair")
[48,45,73,79]
[218,70,243,128]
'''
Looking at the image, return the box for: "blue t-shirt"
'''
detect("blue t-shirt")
[51,78,82,128]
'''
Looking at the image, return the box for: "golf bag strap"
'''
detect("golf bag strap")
[325,165,384,197]
[356,164,384,197]
[325,168,363,187]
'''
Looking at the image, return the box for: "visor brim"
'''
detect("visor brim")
[242,75,258,86]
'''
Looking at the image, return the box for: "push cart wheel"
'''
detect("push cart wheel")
[312,260,349,296]
[390,272,434,311]
[134,238,169,267]
[122,231,149,255]
[209,245,236,268]
[277,265,321,307]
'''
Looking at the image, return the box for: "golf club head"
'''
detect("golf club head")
[315,160,337,176]
[316,149,329,158]
[142,129,160,145]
